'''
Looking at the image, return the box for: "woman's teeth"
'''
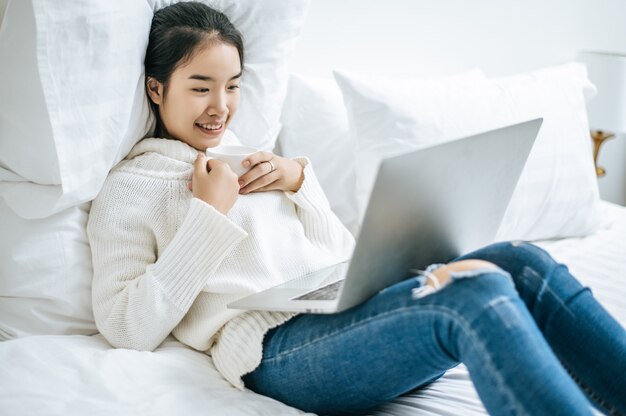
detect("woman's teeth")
[196,123,222,130]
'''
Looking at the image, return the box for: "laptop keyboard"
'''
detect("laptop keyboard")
[294,280,343,301]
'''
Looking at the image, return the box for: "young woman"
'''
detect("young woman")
[87,2,626,415]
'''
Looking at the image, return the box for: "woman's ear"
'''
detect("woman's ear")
[146,77,163,105]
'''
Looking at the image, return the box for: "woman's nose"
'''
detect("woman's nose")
[206,91,228,116]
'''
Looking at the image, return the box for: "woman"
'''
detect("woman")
[87,2,626,415]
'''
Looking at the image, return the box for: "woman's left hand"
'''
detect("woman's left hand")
[238,151,304,194]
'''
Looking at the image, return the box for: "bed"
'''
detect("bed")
[1,1,624,415]
[1,201,624,415]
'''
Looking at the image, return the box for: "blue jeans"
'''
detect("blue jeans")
[242,242,626,415]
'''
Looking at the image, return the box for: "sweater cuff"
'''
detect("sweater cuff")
[152,198,248,311]
[284,157,331,211]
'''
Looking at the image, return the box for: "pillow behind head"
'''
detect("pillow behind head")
[0,0,153,219]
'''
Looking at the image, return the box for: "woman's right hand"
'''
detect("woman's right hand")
[189,153,240,215]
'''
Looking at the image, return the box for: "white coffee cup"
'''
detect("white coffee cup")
[206,145,258,176]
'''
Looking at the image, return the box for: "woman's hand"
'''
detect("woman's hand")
[189,153,240,215]
[237,151,304,194]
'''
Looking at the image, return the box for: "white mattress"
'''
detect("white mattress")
[1,201,624,416]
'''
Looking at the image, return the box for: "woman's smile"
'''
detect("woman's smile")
[195,121,225,137]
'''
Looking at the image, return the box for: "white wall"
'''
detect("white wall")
[0,0,7,24]
[290,0,626,78]
[289,0,626,205]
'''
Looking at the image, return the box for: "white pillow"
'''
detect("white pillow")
[0,199,96,340]
[0,0,310,219]
[0,0,152,219]
[278,74,359,234]
[334,63,601,241]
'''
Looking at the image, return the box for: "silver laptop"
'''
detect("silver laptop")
[228,118,542,314]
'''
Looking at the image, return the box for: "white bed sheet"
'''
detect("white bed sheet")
[1,201,624,416]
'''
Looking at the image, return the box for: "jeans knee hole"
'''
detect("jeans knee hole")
[410,260,514,301]
[411,268,512,300]
[448,267,505,280]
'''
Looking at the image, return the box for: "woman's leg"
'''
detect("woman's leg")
[243,268,593,416]
[456,241,626,415]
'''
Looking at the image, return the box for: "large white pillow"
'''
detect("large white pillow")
[334,63,601,241]
[0,0,152,219]
[0,0,309,219]
[278,74,359,234]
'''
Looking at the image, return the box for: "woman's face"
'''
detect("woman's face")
[147,41,242,150]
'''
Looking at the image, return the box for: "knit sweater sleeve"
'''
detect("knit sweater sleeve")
[285,157,355,258]
[87,170,248,351]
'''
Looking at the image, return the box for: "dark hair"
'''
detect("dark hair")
[144,1,244,137]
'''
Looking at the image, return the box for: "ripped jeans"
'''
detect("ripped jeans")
[242,242,626,416]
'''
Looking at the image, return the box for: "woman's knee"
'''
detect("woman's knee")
[415,261,516,304]
[457,241,558,277]
[414,267,524,344]
[429,260,499,288]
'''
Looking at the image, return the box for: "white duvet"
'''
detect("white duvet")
[1,201,624,416]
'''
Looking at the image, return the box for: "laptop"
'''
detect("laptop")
[228,118,542,314]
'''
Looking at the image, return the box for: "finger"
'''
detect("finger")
[194,152,208,176]
[253,182,281,193]
[241,151,274,170]
[238,160,275,188]
[206,158,230,172]
[240,171,280,194]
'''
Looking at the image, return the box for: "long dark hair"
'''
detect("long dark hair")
[144,2,244,137]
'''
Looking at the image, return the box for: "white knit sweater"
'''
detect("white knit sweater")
[87,134,355,390]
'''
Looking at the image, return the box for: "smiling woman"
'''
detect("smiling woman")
[86,2,350,401]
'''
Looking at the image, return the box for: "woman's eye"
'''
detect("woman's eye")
[193,88,209,93]
[228,85,240,91]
